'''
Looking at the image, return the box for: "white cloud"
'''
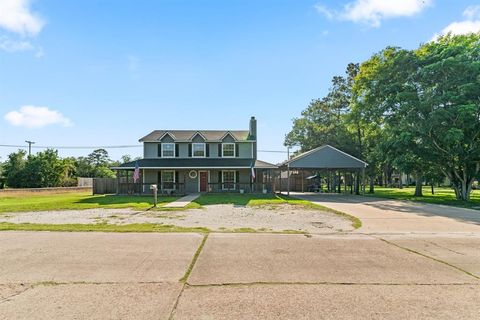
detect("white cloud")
[314,4,334,20]
[4,106,72,129]
[463,5,480,20]
[433,6,480,40]
[0,0,45,36]
[315,0,432,27]
[0,35,33,52]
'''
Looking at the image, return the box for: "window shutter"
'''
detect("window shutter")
[235,144,239,158]
[157,171,162,184]
[175,144,179,158]
[158,144,162,157]
[235,171,240,183]
[218,171,222,183]
[206,144,210,157]
[188,144,192,157]
[218,144,222,157]
[175,171,179,183]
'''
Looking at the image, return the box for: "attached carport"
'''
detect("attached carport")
[278,145,367,195]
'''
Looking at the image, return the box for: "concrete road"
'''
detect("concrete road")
[1,231,479,319]
[292,193,480,233]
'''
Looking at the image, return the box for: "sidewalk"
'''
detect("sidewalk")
[163,193,200,208]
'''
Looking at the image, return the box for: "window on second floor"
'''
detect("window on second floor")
[222,143,235,157]
[192,143,206,157]
[162,143,175,158]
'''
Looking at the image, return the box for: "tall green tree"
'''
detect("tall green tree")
[3,150,27,188]
[23,149,65,188]
[353,34,480,200]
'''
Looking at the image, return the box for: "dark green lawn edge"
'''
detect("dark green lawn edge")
[180,233,209,283]
[362,191,480,210]
[0,222,309,234]
[0,222,210,233]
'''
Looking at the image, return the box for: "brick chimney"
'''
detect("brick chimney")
[249,116,257,139]
[249,116,257,159]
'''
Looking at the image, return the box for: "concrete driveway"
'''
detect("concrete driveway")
[1,231,479,319]
[292,193,480,233]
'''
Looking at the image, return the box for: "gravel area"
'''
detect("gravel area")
[0,204,354,233]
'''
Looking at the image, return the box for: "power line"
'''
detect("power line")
[0,144,142,149]
[25,140,35,156]
[0,144,289,153]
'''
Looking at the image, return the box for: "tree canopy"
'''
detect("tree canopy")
[286,33,480,201]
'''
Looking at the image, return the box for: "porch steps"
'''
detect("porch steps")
[163,193,201,208]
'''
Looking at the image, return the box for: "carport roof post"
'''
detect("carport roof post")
[279,145,367,170]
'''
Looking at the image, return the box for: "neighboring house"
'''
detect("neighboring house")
[112,117,277,194]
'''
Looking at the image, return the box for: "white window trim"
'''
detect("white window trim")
[192,143,206,158]
[162,170,176,190]
[222,143,235,158]
[161,143,175,158]
[222,170,236,190]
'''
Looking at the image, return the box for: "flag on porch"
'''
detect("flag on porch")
[133,161,140,183]
[251,162,256,182]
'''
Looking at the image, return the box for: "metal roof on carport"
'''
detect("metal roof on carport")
[280,145,367,170]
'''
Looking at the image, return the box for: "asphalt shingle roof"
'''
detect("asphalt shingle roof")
[139,130,252,142]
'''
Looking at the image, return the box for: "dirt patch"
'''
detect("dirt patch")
[0,204,353,233]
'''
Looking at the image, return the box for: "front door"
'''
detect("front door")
[199,171,208,192]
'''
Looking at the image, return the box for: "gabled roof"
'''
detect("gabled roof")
[280,145,367,169]
[139,130,252,142]
[254,159,278,169]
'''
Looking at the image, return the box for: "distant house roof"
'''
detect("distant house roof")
[279,145,367,169]
[139,130,253,142]
[111,159,277,170]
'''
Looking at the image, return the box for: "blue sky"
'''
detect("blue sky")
[1,0,479,164]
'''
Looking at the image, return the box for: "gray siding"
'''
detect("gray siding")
[144,143,158,158]
[290,146,367,169]
[192,134,205,143]
[160,135,175,143]
[143,142,254,159]
[179,143,189,158]
[238,142,253,158]
[222,135,235,143]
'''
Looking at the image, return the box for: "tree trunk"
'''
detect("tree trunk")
[431,182,434,195]
[369,176,374,194]
[414,173,423,197]
[355,172,360,195]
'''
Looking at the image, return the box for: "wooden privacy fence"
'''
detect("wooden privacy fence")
[93,178,117,195]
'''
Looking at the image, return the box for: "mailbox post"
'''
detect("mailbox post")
[150,184,158,207]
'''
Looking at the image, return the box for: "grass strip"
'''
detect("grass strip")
[0,222,210,233]
[180,233,209,283]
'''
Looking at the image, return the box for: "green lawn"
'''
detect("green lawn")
[0,191,361,230]
[0,192,178,213]
[365,186,480,209]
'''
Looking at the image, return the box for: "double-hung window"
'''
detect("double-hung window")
[162,170,175,189]
[222,143,235,157]
[162,143,175,158]
[192,143,206,157]
[222,170,236,190]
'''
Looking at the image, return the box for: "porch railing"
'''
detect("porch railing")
[207,182,273,193]
[118,182,186,195]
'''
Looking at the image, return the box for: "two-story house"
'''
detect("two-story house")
[112,117,277,194]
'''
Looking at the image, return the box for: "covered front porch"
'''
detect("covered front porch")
[112,160,277,195]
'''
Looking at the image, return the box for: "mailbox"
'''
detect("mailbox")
[150,184,157,190]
